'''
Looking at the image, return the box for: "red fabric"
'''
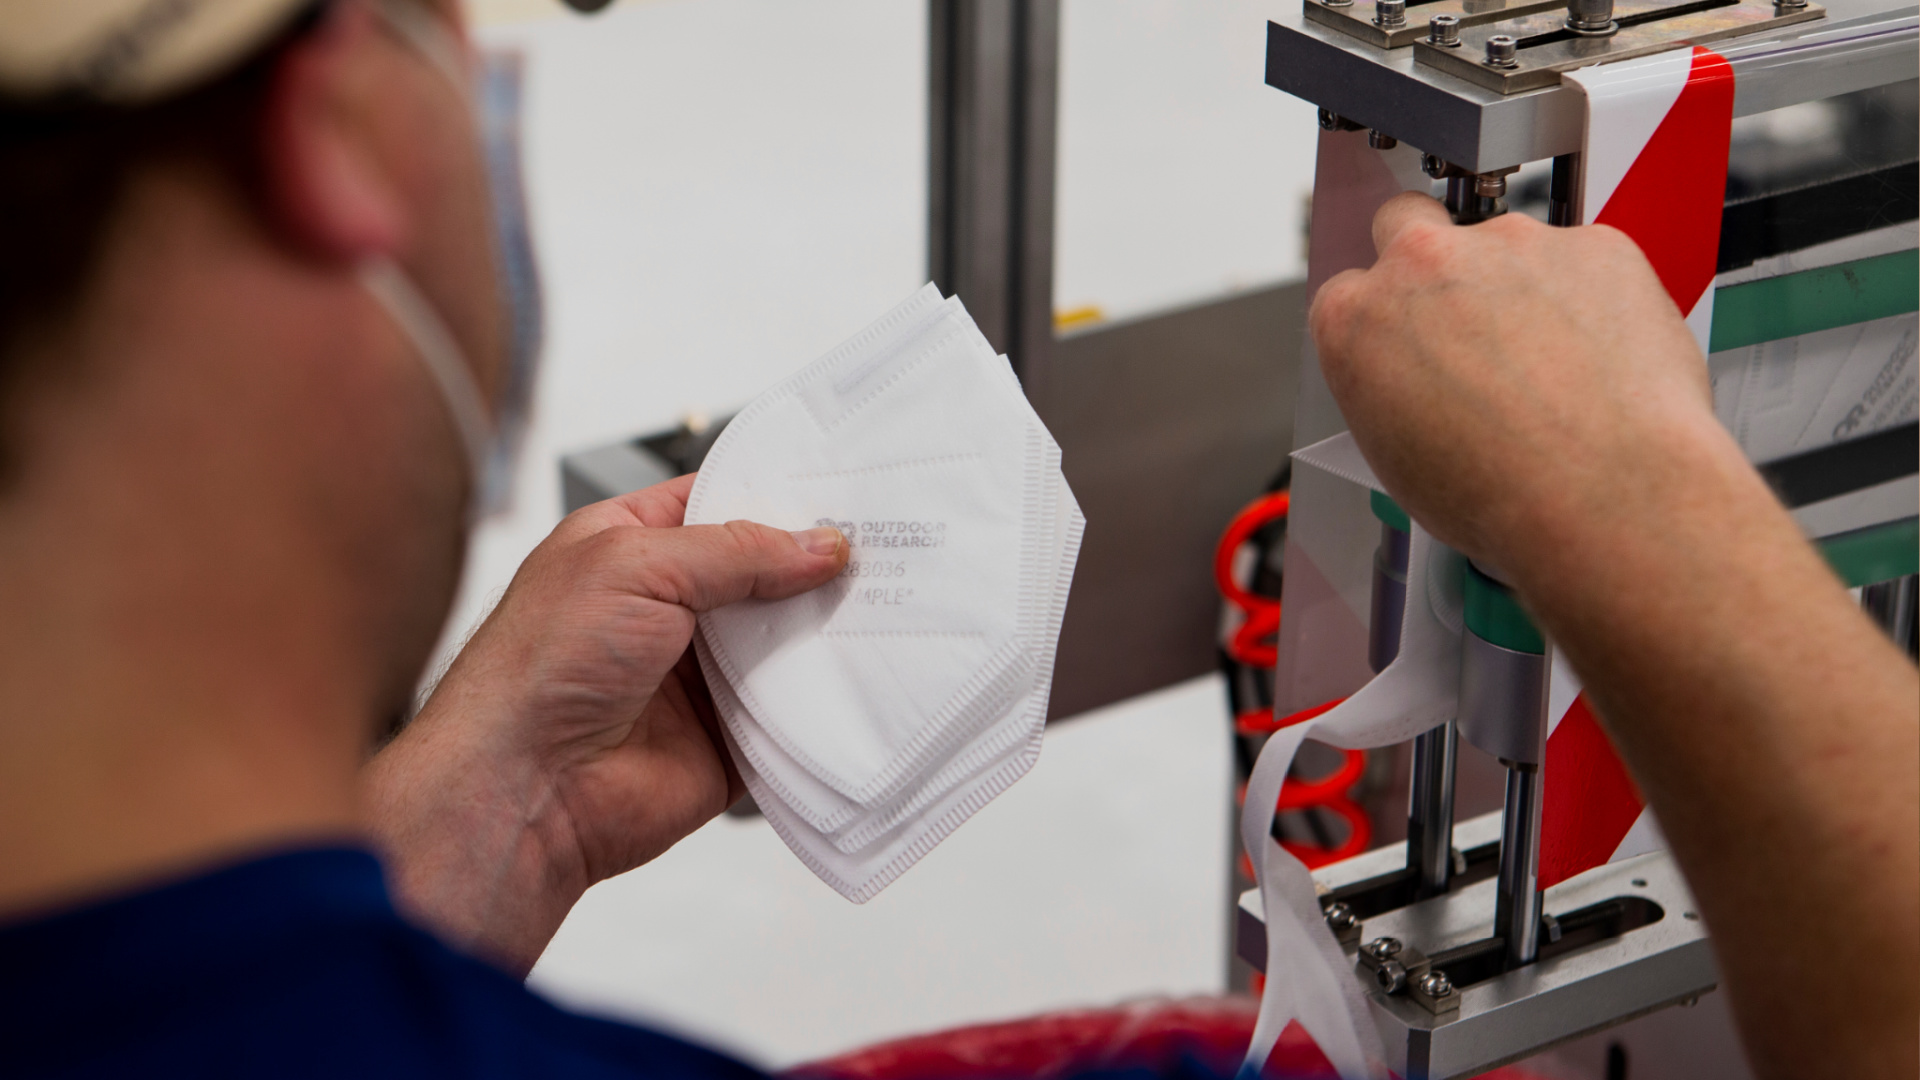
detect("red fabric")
[1539,694,1646,890]
[1592,46,1735,315]
[786,998,1557,1080]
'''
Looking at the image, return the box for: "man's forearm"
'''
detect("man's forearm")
[1507,422,1919,1080]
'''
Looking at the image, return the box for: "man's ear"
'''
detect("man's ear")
[259,2,407,262]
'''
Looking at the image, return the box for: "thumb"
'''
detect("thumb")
[609,520,848,612]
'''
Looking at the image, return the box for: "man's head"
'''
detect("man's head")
[0,0,508,737]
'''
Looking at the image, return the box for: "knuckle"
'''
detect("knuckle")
[1387,221,1456,276]
[720,519,774,560]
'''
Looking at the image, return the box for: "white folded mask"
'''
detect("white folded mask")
[687,285,1083,902]
[688,286,1055,808]
[715,435,1064,841]
[703,470,1083,901]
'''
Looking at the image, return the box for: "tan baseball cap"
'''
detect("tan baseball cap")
[0,0,317,104]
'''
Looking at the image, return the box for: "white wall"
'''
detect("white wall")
[1054,0,1319,326]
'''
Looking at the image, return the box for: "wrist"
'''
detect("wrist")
[363,689,589,974]
[1491,408,1756,614]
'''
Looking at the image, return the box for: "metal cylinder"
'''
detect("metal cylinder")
[1495,762,1545,967]
[1368,522,1410,674]
[1484,34,1519,68]
[1368,129,1399,150]
[1458,632,1548,764]
[1427,13,1462,45]
[1407,722,1459,896]
[1863,574,1919,658]
[1566,0,1618,33]
[1375,0,1408,27]
[1548,154,1578,227]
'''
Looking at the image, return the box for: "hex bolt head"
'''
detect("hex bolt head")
[1324,902,1360,931]
[1416,971,1454,998]
[1374,0,1408,28]
[1427,13,1462,45]
[1484,34,1519,68]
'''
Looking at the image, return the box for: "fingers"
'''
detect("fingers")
[607,472,697,529]
[1372,191,1453,259]
[676,644,744,806]
[611,519,848,612]
[554,473,698,539]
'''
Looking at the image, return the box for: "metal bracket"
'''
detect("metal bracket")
[1238,812,1719,1080]
[1415,0,1827,93]
[1305,0,1570,48]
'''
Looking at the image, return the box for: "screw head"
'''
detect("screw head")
[1421,153,1449,179]
[1324,902,1359,931]
[1427,13,1461,45]
[1484,34,1519,68]
[1372,959,1409,994]
[1368,130,1398,151]
[1373,0,1408,28]
[1362,936,1403,960]
[1416,971,1454,998]
[1318,108,1341,131]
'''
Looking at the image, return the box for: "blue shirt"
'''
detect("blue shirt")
[0,848,770,1079]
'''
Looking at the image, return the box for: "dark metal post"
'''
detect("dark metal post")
[928,0,1059,399]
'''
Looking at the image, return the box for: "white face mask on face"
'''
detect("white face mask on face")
[359,1,544,522]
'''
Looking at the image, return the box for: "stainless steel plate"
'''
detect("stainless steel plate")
[1306,0,1571,48]
[1414,0,1826,92]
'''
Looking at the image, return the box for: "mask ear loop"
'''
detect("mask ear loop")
[371,0,472,92]
[359,258,496,518]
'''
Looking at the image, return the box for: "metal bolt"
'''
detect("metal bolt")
[1323,0,1357,9]
[1416,971,1454,998]
[1774,0,1807,10]
[1373,958,1410,994]
[1565,0,1618,34]
[1318,108,1340,131]
[1427,13,1462,45]
[1368,130,1398,150]
[1325,902,1360,931]
[1474,172,1508,199]
[1362,936,1404,960]
[1484,35,1519,68]
[1374,0,1408,28]
[1422,153,1450,179]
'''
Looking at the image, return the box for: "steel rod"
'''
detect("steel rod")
[1495,761,1545,967]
